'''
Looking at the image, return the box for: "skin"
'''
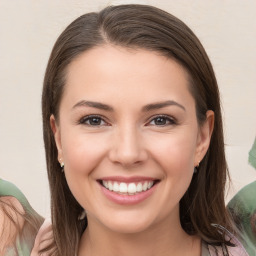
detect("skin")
[51,45,214,256]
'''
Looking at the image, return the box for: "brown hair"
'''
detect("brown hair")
[42,4,234,255]
[0,197,43,255]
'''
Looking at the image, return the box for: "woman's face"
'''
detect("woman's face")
[51,45,213,234]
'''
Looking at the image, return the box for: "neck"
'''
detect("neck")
[78,215,201,256]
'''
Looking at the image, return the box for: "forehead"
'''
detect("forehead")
[62,45,194,109]
[66,45,189,80]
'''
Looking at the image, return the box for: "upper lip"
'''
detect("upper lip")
[98,176,159,183]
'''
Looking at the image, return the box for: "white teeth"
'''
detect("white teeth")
[128,183,136,194]
[119,183,128,193]
[136,183,142,192]
[142,182,148,191]
[102,180,155,194]
[103,180,108,188]
[148,181,153,189]
[113,182,119,192]
[108,182,113,191]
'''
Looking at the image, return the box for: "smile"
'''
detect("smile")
[101,180,155,195]
[98,177,159,205]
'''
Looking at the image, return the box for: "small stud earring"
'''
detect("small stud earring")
[194,161,200,174]
[78,210,86,220]
[59,159,65,171]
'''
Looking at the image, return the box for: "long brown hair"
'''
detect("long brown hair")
[42,4,234,255]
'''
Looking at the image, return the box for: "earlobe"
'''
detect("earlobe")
[195,110,214,165]
[50,115,63,160]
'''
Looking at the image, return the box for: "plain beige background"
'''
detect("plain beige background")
[0,0,256,217]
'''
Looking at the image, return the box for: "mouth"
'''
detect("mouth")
[98,179,160,196]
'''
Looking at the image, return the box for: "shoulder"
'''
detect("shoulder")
[31,218,53,256]
[207,237,249,256]
[0,178,30,211]
[204,227,249,256]
[228,181,256,205]
[0,178,43,219]
[227,181,256,233]
[228,181,256,212]
[0,178,44,255]
[227,182,256,256]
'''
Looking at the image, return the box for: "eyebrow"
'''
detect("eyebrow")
[142,100,186,112]
[72,100,185,112]
[72,100,114,111]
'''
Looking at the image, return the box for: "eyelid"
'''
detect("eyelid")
[78,114,110,126]
[146,114,177,126]
[77,114,176,127]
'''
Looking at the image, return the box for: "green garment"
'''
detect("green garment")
[228,182,256,255]
[249,138,256,169]
[227,138,256,256]
[0,178,43,256]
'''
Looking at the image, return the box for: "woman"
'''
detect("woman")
[1,4,248,256]
[38,4,248,256]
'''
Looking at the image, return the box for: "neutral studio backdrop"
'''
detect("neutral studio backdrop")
[0,0,256,217]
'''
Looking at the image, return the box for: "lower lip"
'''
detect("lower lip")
[100,183,158,205]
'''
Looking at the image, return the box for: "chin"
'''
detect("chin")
[107,221,153,234]
[95,212,157,234]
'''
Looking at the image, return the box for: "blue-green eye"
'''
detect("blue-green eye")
[149,115,176,126]
[79,115,107,126]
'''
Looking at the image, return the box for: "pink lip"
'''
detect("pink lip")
[99,181,159,205]
[99,176,156,182]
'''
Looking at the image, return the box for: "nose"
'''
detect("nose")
[108,125,148,167]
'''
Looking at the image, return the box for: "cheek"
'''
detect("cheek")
[61,130,108,178]
[60,131,109,209]
[149,131,197,171]
[146,130,197,198]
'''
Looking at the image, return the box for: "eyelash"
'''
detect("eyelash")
[147,115,176,126]
[78,115,109,126]
[78,114,176,127]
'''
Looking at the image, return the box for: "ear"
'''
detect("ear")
[194,110,214,166]
[50,114,63,162]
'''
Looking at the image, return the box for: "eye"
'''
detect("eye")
[148,115,176,126]
[79,115,108,126]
